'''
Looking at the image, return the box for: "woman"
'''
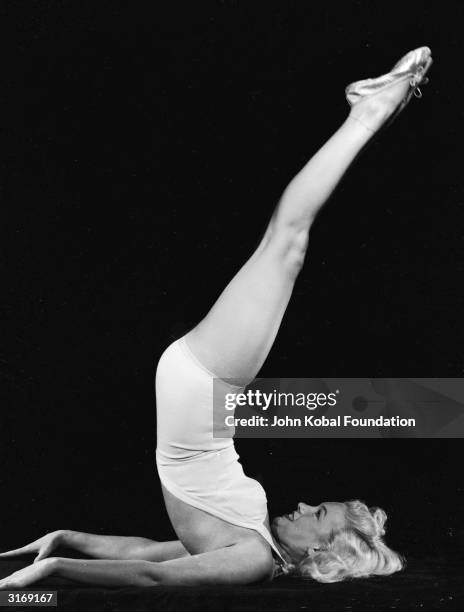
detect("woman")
[0,46,432,588]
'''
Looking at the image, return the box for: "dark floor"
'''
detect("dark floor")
[0,553,462,611]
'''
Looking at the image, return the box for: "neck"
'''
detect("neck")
[270,526,294,565]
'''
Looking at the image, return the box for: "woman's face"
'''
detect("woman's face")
[272,502,347,561]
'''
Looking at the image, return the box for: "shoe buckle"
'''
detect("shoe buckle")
[410,70,428,99]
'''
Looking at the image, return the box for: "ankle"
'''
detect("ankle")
[347,114,377,134]
[348,102,390,133]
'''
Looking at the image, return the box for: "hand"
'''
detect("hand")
[0,558,56,589]
[0,531,65,563]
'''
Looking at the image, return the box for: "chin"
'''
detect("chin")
[271,516,282,529]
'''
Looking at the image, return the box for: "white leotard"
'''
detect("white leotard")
[155,336,284,563]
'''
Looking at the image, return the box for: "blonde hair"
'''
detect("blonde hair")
[284,500,405,584]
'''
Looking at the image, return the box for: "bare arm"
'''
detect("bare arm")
[62,531,188,561]
[0,558,153,589]
[53,539,272,586]
[0,540,272,589]
[62,531,157,559]
[0,530,188,562]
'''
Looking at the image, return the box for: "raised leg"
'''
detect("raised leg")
[186,80,412,382]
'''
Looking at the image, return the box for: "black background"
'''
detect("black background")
[0,0,462,567]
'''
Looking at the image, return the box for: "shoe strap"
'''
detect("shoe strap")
[410,72,429,99]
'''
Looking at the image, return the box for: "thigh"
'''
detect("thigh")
[186,236,297,383]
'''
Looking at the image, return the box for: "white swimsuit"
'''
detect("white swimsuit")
[155,336,284,563]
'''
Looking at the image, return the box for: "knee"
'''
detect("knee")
[288,231,309,269]
[270,227,308,275]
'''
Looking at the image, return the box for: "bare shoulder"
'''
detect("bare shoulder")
[152,536,275,586]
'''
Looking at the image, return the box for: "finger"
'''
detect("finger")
[0,545,35,557]
[0,579,14,589]
[0,574,16,590]
[0,578,21,590]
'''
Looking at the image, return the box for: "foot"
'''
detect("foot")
[348,77,412,133]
